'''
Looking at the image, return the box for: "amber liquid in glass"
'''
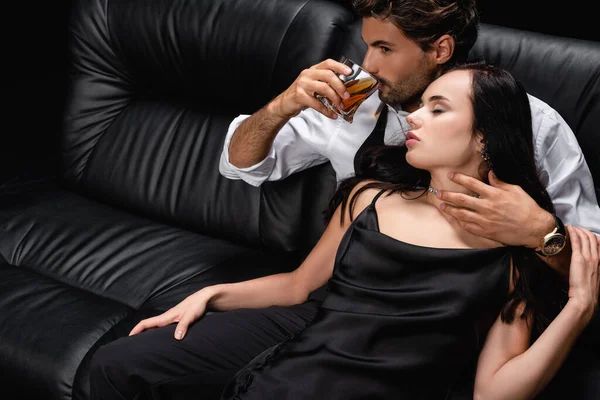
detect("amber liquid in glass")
[318,76,379,123]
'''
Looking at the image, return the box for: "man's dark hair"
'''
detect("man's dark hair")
[352,0,480,68]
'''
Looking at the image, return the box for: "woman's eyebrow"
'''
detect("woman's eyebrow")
[425,95,449,103]
[418,95,450,107]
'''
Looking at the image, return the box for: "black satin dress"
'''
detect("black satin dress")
[222,190,511,400]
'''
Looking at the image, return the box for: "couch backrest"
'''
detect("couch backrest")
[468,24,600,202]
[62,0,353,251]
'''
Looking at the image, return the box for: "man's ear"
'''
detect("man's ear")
[433,34,454,65]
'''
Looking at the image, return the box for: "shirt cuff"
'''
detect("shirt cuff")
[219,116,277,187]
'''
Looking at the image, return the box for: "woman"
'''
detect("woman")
[129,62,600,399]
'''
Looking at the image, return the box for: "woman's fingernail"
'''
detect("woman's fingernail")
[175,330,183,340]
[448,172,454,179]
[439,203,446,210]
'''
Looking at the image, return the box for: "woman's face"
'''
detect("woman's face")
[404,70,482,172]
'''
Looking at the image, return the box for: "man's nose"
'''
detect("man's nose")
[361,49,377,75]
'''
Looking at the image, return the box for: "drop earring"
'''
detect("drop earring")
[480,145,492,169]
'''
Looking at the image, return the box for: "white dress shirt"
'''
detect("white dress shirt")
[219,93,600,234]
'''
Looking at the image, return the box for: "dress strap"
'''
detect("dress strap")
[370,189,387,206]
[355,188,386,232]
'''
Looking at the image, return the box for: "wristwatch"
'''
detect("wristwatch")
[534,214,567,256]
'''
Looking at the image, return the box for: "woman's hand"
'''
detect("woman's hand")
[129,289,212,340]
[566,225,600,320]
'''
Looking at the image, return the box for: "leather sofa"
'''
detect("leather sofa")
[0,0,598,399]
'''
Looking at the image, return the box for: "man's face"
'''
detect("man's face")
[361,17,440,110]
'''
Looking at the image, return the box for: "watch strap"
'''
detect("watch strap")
[552,214,566,236]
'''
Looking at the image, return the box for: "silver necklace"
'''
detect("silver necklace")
[428,187,480,199]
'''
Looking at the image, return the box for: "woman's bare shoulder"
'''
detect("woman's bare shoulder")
[346,180,389,220]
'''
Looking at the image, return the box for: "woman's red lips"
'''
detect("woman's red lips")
[406,132,420,141]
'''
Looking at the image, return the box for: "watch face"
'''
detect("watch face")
[543,235,566,256]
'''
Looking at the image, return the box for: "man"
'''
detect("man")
[90,1,600,399]
[219,0,600,262]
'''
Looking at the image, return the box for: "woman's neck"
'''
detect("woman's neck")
[425,170,481,207]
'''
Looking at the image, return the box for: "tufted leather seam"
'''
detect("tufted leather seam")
[77,103,134,186]
[9,221,36,266]
[77,0,135,186]
[155,108,187,213]
[269,0,312,92]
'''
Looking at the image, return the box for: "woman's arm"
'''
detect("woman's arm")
[474,226,600,400]
[129,182,380,339]
[204,201,351,312]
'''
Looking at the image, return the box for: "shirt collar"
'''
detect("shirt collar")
[386,103,409,117]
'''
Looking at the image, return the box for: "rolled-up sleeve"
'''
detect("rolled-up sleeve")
[218,111,331,187]
[532,102,600,235]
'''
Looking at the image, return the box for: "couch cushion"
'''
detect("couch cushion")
[0,179,306,400]
[0,181,304,310]
[61,0,350,251]
[0,261,130,400]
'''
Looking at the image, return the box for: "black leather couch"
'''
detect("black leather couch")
[0,1,598,400]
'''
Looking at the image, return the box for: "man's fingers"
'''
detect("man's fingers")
[440,202,484,225]
[312,81,344,109]
[317,58,353,78]
[448,172,494,197]
[437,190,482,211]
[457,221,486,237]
[307,68,350,100]
[302,94,338,119]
